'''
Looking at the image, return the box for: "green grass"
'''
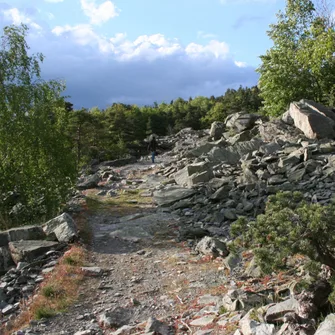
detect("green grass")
[34,306,56,319]
[85,188,153,214]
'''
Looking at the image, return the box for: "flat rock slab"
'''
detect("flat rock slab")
[265,298,299,323]
[315,313,335,335]
[8,240,59,264]
[1,226,45,247]
[190,315,216,327]
[81,267,103,276]
[153,186,196,207]
[103,212,178,240]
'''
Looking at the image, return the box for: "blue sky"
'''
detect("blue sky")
[0,0,287,108]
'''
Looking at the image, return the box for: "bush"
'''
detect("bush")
[231,191,335,274]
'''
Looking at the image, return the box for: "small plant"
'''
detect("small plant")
[249,309,260,322]
[63,256,77,266]
[219,306,228,315]
[34,306,56,319]
[42,285,58,298]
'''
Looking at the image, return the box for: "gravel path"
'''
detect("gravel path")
[21,163,228,335]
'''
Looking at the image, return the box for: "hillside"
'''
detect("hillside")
[2,99,335,334]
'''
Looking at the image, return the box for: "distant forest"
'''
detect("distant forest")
[65,85,263,166]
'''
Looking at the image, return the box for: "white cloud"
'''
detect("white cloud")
[2,8,42,30]
[52,26,230,61]
[185,40,229,59]
[197,31,218,39]
[52,24,114,52]
[0,7,258,108]
[235,60,247,67]
[80,0,119,25]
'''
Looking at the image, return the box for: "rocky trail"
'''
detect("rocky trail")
[4,99,335,334]
[20,162,244,335]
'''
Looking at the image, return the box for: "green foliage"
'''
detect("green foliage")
[0,24,77,228]
[257,0,335,116]
[231,191,335,273]
[64,86,262,167]
[34,306,56,319]
[41,285,63,298]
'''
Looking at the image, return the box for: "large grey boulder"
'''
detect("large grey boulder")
[210,121,225,140]
[226,113,260,132]
[265,298,299,323]
[5,226,45,245]
[229,139,264,157]
[0,247,15,274]
[288,101,335,139]
[303,99,335,123]
[77,173,100,189]
[315,314,335,335]
[195,236,229,258]
[207,147,240,164]
[239,309,275,335]
[174,162,213,188]
[188,143,218,158]
[8,240,59,263]
[153,186,196,207]
[43,213,77,243]
[145,317,172,335]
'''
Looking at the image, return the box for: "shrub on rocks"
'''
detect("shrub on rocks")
[231,191,335,274]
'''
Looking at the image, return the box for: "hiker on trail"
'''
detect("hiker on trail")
[148,135,157,163]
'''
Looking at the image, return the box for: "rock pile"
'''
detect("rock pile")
[152,100,335,240]
[0,213,77,321]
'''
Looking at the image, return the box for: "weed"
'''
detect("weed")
[42,285,59,298]
[219,306,228,315]
[34,306,56,319]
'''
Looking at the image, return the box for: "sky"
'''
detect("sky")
[0,0,288,109]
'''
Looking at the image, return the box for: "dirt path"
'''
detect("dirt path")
[24,163,230,335]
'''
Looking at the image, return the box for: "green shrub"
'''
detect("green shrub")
[231,191,335,274]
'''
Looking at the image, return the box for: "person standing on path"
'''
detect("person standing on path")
[148,135,157,163]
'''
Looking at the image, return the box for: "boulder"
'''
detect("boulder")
[226,113,261,132]
[210,185,232,201]
[282,110,294,125]
[43,213,77,243]
[188,143,217,158]
[315,313,335,335]
[0,247,15,274]
[174,162,213,188]
[265,298,299,323]
[210,121,225,140]
[153,186,196,207]
[207,147,240,164]
[5,226,45,245]
[77,173,100,189]
[303,99,335,123]
[8,240,59,263]
[145,317,172,335]
[0,232,8,247]
[239,309,275,335]
[288,101,335,139]
[195,236,229,258]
